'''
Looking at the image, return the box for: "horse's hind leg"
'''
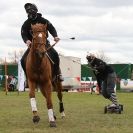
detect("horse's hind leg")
[29,81,40,123]
[54,81,65,118]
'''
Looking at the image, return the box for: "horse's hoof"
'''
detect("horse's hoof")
[61,116,65,119]
[50,121,56,127]
[33,115,40,123]
[61,112,65,118]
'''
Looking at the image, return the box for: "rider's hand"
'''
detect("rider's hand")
[54,37,60,42]
[26,40,32,47]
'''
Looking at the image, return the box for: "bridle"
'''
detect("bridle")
[31,27,57,64]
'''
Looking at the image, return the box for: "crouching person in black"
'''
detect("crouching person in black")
[86,54,119,107]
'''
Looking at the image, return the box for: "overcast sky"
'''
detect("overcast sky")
[1,0,133,64]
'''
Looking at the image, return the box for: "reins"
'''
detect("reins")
[32,39,58,53]
[32,31,59,52]
[46,41,58,51]
[31,36,58,65]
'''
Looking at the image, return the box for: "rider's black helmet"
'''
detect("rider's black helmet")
[24,3,38,13]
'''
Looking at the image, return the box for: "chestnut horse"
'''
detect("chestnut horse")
[26,23,65,127]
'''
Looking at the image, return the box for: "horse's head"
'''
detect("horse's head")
[31,23,47,58]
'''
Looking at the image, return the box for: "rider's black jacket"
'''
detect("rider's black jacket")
[21,13,58,43]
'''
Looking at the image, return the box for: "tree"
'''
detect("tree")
[8,49,24,64]
[92,50,111,63]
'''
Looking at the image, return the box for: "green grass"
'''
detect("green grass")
[0,91,133,133]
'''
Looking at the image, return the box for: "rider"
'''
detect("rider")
[86,53,119,107]
[21,3,64,85]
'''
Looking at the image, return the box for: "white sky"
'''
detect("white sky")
[1,0,133,64]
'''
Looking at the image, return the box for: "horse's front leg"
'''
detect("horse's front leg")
[28,80,40,123]
[41,81,56,127]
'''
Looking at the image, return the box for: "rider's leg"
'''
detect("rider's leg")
[46,42,64,82]
[50,49,64,82]
[21,48,29,76]
[20,48,30,87]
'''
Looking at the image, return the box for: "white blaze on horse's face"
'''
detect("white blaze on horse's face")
[38,33,42,38]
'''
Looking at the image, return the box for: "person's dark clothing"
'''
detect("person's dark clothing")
[90,58,114,80]
[87,57,116,99]
[21,13,58,43]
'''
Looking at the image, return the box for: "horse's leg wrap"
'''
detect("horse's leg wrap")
[48,109,55,122]
[30,98,37,112]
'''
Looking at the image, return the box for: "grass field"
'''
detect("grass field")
[0,91,133,133]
